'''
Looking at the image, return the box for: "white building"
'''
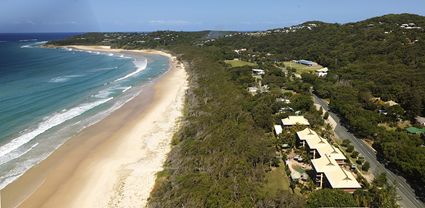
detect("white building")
[296,128,361,192]
[316,67,329,77]
[252,68,265,75]
[274,125,283,135]
[248,86,258,95]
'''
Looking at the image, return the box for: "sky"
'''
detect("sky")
[1,0,425,33]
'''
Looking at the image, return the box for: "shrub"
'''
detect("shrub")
[362,161,370,172]
[351,151,359,158]
[324,111,329,120]
[342,139,351,147]
[307,189,357,208]
[346,144,354,153]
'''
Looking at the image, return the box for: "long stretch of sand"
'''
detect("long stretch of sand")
[1,46,187,208]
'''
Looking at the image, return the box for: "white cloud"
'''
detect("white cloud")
[148,20,192,26]
[43,21,78,25]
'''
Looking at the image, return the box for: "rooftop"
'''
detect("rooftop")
[384,100,399,107]
[282,116,310,126]
[297,128,346,160]
[406,127,425,134]
[312,155,361,189]
[274,125,283,135]
[416,116,425,124]
[316,67,329,72]
[297,60,317,65]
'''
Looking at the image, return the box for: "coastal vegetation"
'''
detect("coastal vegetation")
[146,46,304,207]
[48,13,423,207]
[210,13,425,196]
[224,59,257,68]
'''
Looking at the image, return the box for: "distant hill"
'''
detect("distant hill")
[213,13,425,117]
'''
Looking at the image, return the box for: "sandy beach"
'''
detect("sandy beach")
[1,46,187,208]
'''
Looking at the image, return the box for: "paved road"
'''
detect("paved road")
[312,94,425,208]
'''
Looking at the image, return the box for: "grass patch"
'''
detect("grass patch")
[283,61,322,74]
[262,163,290,196]
[282,89,296,95]
[151,169,170,194]
[225,59,257,68]
[378,123,397,131]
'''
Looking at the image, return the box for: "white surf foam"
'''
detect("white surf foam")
[115,59,148,82]
[122,86,132,92]
[20,41,48,49]
[94,88,114,99]
[0,143,39,166]
[34,41,47,45]
[49,74,84,83]
[89,67,117,72]
[0,154,45,189]
[0,98,113,159]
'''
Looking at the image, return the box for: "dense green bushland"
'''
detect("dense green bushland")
[146,46,304,207]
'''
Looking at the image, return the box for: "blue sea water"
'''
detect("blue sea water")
[0,33,170,188]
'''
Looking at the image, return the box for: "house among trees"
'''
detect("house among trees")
[316,67,329,77]
[370,97,399,107]
[247,86,258,95]
[384,100,399,107]
[281,116,310,126]
[296,128,361,193]
[415,116,425,126]
[252,68,265,75]
[276,98,291,104]
[295,59,318,67]
[274,124,283,136]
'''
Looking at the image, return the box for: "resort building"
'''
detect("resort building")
[281,116,310,126]
[296,128,346,164]
[311,156,361,193]
[296,128,361,192]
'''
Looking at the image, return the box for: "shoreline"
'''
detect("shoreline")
[1,46,188,208]
[46,45,173,58]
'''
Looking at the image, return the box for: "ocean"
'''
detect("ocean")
[0,33,170,189]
